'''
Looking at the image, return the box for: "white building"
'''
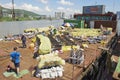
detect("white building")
[55,12,65,19]
[117,11,120,36]
[117,12,120,20]
[0,5,2,17]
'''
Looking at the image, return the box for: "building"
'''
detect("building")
[116,11,120,36]
[39,15,47,19]
[55,12,65,19]
[74,5,116,28]
[83,5,105,14]
[74,13,114,27]
[15,12,24,18]
[2,9,12,17]
[0,5,2,17]
[74,13,113,21]
[117,11,120,20]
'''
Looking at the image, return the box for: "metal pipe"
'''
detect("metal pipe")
[12,0,15,20]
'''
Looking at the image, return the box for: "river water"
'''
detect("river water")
[0,19,63,38]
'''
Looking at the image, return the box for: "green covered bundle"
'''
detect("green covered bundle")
[37,35,51,55]
[38,53,65,68]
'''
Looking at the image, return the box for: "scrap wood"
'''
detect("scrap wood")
[14,40,22,44]
[98,46,109,51]
[111,55,118,63]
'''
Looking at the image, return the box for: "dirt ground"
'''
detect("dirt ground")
[0,33,118,80]
[0,39,39,80]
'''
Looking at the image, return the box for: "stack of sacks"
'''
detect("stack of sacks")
[35,53,65,79]
[70,29,101,37]
[37,53,65,68]
[35,66,64,79]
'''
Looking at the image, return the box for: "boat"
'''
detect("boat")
[0,25,118,80]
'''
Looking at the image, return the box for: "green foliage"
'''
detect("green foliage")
[0,7,41,21]
[17,17,33,21]
[0,17,13,21]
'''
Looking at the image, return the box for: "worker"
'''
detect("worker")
[21,34,27,48]
[69,45,76,64]
[10,47,22,76]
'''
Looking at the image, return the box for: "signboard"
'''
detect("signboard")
[83,5,105,14]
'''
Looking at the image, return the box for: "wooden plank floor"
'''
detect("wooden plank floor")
[0,33,116,80]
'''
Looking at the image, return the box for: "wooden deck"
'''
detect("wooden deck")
[58,33,116,80]
[0,33,116,80]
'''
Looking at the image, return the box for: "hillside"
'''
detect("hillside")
[2,7,40,17]
[15,9,40,17]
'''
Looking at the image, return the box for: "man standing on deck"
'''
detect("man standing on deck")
[10,47,22,76]
[21,34,26,48]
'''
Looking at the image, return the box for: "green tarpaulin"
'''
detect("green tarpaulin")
[3,69,29,78]
[115,57,120,73]
[3,71,15,77]
[13,69,29,78]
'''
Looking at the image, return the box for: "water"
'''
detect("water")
[0,19,63,38]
